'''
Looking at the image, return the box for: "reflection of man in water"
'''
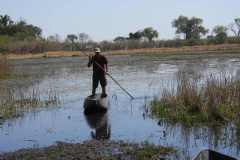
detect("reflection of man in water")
[85,113,111,140]
[91,123,111,140]
[88,48,108,98]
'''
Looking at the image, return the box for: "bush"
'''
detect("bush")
[215,32,228,44]
[227,36,240,44]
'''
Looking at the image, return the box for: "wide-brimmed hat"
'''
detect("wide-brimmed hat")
[94,48,101,53]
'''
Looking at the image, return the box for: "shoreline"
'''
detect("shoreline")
[0,140,176,160]
[0,44,240,60]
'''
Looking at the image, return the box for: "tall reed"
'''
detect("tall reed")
[0,86,61,121]
[150,72,240,126]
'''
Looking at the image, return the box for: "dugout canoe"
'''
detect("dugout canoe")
[83,94,108,114]
[193,149,236,160]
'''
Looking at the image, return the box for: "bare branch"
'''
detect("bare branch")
[228,23,238,36]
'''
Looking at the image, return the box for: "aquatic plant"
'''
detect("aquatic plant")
[150,71,240,126]
[0,86,61,122]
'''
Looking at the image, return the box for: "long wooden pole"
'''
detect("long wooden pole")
[82,51,135,100]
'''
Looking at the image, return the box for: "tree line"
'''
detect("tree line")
[0,15,41,40]
[0,14,240,54]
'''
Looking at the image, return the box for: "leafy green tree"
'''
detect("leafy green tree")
[0,15,13,27]
[0,15,42,39]
[67,34,78,43]
[15,20,42,39]
[114,36,127,42]
[213,25,228,44]
[66,34,78,51]
[0,15,14,35]
[235,18,240,35]
[129,31,142,40]
[142,27,158,42]
[172,16,208,40]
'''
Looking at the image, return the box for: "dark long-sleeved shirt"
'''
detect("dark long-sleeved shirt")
[88,54,108,74]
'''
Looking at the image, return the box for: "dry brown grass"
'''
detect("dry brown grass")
[107,44,240,55]
[2,44,240,60]
[0,56,11,78]
[5,51,84,60]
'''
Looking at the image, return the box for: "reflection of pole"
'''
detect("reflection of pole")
[83,51,135,99]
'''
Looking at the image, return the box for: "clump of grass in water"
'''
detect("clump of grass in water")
[150,71,240,127]
[0,86,61,122]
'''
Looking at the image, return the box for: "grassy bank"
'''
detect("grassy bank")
[149,72,240,127]
[1,44,240,60]
[0,140,176,160]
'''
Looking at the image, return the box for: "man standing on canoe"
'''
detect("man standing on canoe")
[88,48,108,98]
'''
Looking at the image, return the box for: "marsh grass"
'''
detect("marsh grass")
[0,57,61,123]
[150,72,240,126]
[0,86,61,122]
[0,57,12,79]
[0,140,176,160]
[132,142,176,160]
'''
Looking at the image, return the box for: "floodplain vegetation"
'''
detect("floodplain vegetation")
[0,140,176,160]
[0,87,61,123]
[1,14,240,56]
[149,71,240,127]
[0,57,61,123]
[0,57,11,79]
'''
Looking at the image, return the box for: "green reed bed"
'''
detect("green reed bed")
[150,72,240,126]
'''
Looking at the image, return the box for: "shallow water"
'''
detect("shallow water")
[0,54,240,159]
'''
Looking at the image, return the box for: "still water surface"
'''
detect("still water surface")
[0,54,240,159]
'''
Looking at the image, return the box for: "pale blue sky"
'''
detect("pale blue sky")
[0,0,239,41]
